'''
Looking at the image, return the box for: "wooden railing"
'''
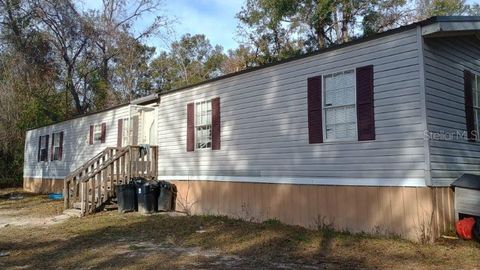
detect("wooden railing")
[64,145,158,216]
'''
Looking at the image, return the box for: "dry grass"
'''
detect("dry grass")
[0,190,479,269]
[0,189,63,218]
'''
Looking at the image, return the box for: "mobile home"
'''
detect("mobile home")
[23,16,480,241]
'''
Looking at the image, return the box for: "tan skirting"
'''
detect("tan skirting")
[171,180,454,241]
[23,177,64,194]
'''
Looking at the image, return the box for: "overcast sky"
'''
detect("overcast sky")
[81,0,243,53]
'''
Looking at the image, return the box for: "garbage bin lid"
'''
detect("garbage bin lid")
[451,174,480,190]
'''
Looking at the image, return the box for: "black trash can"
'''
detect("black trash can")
[131,177,147,212]
[158,181,177,211]
[137,181,158,214]
[171,184,177,211]
[116,183,136,213]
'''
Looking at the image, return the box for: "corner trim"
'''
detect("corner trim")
[417,25,432,186]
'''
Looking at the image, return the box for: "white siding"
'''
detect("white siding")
[424,35,480,186]
[23,105,129,179]
[157,28,427,186]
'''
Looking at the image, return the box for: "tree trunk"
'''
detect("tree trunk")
[66,66,83,114]
[101,56,110,89]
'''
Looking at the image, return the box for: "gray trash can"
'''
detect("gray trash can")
[158,181,177,211]
[137,181,158,214]
[116,183,136,213]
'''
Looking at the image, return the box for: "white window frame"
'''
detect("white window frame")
[52,132,62,161]
[94,124,102,142]
[195,100,212,150]
[39,135,48,162]
[473,72,480,137]
[322,69,357,142]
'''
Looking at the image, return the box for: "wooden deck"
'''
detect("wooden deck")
[63,145,158,216]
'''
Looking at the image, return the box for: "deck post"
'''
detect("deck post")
[64,178,69,210]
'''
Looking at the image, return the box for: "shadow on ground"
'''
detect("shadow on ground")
[0,210,479,270]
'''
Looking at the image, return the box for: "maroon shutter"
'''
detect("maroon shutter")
[89,125,94,145]
[50,133,55,161]
[211,97,221,150]
[307,76,323,143]
[45,134,49,162]
[59,131,64,161]
[464,70,475,141]
[117,119,123,147]
[356,65,375,141]
[101,123,106,143]
[38,136,42,162]
[186,103,195,152]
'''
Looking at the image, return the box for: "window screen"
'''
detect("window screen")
[323,70,357,141]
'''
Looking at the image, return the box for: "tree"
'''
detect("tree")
[236,0,303,64]
[361,0,413,36]
[150,34,227,91]
[236,0,411,64]
[221,45,257,73]
[111,33,156,101]
[85,0,172,104]
[415,0,470,18]
[0,0,62,186]
[32,0,93,114]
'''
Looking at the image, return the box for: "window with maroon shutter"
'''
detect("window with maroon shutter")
[38,135,49,162]
[186,103,195,151]
[464,70,478,141]
[211,97,221,150]
[51,131,64,161]
[90,123,106,144]
[356,65,375,141]
[307,76,323,143]
[194,100,213,149]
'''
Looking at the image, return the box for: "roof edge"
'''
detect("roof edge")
[26,103,130,131]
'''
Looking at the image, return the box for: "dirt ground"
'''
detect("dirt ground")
[0,189,479,269]
[0,189,67,228]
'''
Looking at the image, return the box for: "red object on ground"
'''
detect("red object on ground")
[456,217,476,240]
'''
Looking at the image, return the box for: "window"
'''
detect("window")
[52,132,62,161]
[323,70,357,141]
[473,73,480,136]
[39,135,48,162]
[195,100,212,149]
[94,124,102,141]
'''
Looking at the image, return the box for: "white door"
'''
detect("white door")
[139,108,157,145]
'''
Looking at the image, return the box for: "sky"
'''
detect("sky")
[81,0,244,53]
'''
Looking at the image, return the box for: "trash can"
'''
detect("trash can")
[130,177,147,212]
[116,183,136,213]
[137,181,158,214]
[158,181,177,211]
